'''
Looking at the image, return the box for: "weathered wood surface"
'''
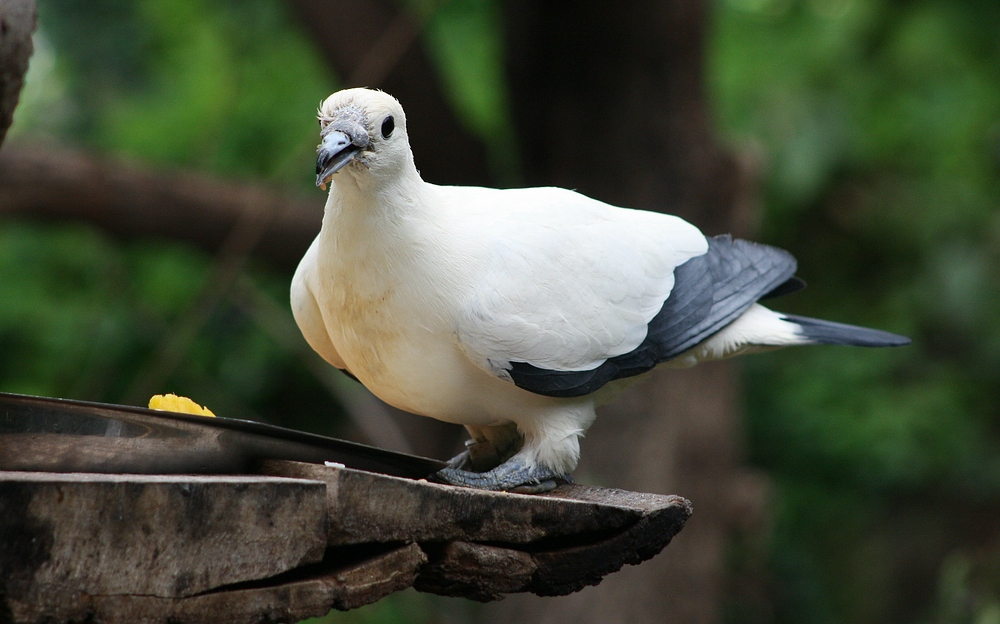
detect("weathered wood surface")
[262,461,692,601]
[412,485,693,601]
[5,543,426,624]
[1,465,691,623]
[259,460,661,545]
[0,472,328,598]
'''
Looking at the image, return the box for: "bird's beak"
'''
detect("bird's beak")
[316,130,362,189]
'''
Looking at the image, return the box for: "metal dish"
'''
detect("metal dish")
[0,392,445,478]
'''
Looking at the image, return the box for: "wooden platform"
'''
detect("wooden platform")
[1,462,691,623]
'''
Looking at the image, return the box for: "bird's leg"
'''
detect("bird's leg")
[445,438,497,470]
[445,445,475,470]
[436,422,573,493]
[434,453,571,494]
[445,423,523,472]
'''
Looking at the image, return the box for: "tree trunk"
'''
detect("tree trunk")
[0,0,35,147]
[287,0,492,188]
[484,2,764,622]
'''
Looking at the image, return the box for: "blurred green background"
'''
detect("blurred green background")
[4,0,1000,622]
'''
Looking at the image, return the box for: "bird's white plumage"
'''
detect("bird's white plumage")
[663,303,811,368]
[293,88,824,477]
[439,185,708,373]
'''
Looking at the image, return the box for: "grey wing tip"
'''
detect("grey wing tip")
[782,314,912,347]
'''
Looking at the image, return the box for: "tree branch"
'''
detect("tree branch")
[0,0,36,147]
[0,142,322,272]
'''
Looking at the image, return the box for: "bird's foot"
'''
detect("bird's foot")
[433,454,572,494]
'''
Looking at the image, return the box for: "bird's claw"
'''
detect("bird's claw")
[433,454,571,493]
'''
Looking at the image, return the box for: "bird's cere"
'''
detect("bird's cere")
[315,103,373,189]
[293,88,911,493]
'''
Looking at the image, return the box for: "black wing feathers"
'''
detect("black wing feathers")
[761,276,806,300]
[507,235,800,398]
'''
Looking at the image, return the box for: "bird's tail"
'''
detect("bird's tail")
[781,314,911,347]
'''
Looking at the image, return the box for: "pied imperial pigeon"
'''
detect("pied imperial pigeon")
[292,88,910,493]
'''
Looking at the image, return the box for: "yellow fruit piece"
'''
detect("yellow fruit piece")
[148,394,216,417]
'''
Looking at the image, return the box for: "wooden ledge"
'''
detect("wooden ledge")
[1,464,691,623]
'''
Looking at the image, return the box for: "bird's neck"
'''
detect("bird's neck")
[318,167,431,269]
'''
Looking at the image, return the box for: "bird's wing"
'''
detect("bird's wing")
[447,188,798,397]
[291,237,349,371]
[448,187,705,380]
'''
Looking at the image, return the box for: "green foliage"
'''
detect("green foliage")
[5,0,348,434]
[299,589,480,624]
[6,0,1000,621]
[0,218,339,431]
[417,0,520,184]
[709,0,1000,621]
[31,0,335,185]
[926,554,1000,624]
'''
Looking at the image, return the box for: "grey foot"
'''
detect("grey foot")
[433,455,572,493]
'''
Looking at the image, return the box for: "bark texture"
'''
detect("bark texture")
[2,464,692,621]
[0,0,34,147]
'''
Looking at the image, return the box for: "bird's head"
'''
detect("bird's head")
[315,88,411,190]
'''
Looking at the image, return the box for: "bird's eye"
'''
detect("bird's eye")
[381,116,395,139]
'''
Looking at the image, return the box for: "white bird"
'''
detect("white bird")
[292,88,910,492]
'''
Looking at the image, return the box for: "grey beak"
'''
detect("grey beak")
[316,130,361,186]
